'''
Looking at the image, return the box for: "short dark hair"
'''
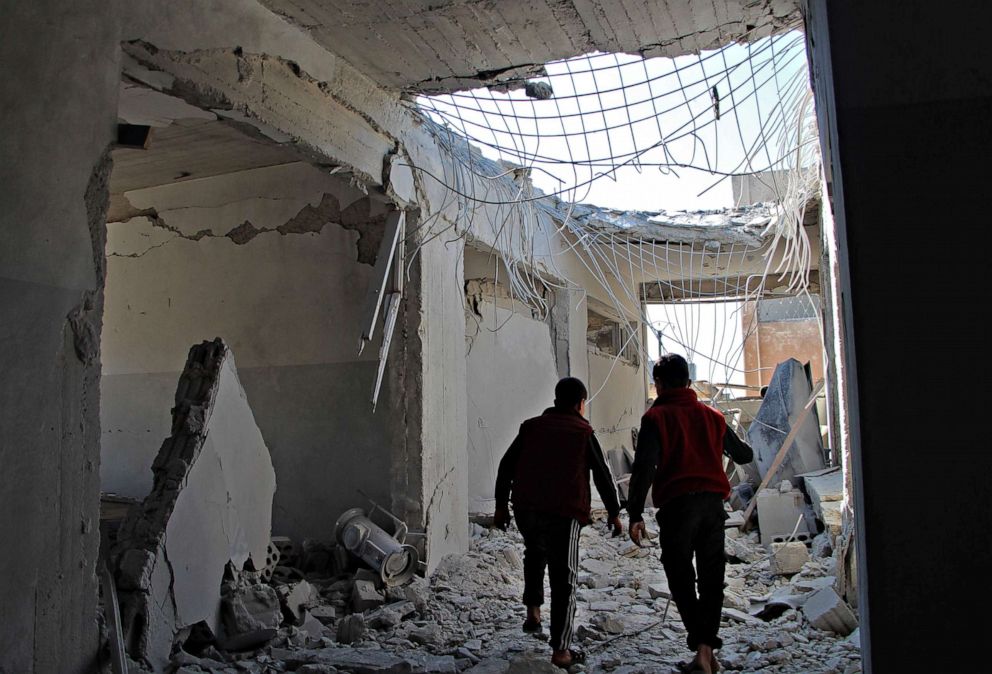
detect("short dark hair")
[653,354,690,389]
[554,377,587,409]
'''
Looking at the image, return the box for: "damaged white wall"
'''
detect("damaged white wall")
[463,250,560,512]
[101,161,404,544]
[113,339,275,671]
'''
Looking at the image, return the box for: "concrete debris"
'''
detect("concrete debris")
[278,579,321,624]
[112,507,858,673]
[352,579,387,612]
[769,541,810,576]
[219,579,282,650]
[523,81,554,100]
[803,587,859,636]
[111,339,277,672]
[755,485,812,544]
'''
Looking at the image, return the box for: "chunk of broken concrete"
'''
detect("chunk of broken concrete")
[111,340,277,671]
[802,586,858,635]
[352,579,386,612]
[367,600,416,629]
[310,604,337,624]
[219,581,282,650]
[336,613,367,644]
[277,579,320,623]
[769,541,810,575]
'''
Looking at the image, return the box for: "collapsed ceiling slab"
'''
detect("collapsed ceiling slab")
[257,0,801,92]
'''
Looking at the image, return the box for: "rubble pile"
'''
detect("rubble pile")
[152,507,859,674]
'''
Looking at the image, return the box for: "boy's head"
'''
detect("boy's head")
[653,354,691,390]
[554,377,588,414]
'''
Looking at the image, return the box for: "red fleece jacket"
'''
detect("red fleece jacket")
[638,387,730,507]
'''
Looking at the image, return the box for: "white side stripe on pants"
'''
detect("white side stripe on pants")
[561,518,580,650]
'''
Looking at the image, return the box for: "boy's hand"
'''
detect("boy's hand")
[493,505,511,531]
[609,515,624,537]
[629,520,646,545]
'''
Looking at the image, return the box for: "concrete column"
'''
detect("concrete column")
[0,3,119,672]
[805,2,991,671]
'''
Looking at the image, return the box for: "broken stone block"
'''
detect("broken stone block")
[811,532,834,558]
[409,623,443,646]
[277,579,320,624]
[367,600,416,629]
[647,583,671,599]
[499,547,523,570]
[309,605,337,625]
[336,613,367,644]
[271,536,299,566]
[506,653,562,673]
[220,581,282,650]
[354,567,382,586]
[299,611,327,641]
[756,487,811,544]
[111,340,276,671]
[352,579,386,612]
[802,586,859,635]
[593,612,625,634]
[769,542,810,575]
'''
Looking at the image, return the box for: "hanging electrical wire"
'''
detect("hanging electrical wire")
[402,24,822,399]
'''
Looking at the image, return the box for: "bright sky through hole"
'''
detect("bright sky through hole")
[419,30,809,213]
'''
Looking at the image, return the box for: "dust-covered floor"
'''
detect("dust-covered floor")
[176,510,863,674]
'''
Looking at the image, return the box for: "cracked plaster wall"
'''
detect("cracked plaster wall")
[464,294,560,513]
[101,161,404,546]
[0,1,119,671]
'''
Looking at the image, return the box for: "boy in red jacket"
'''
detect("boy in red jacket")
[494,377,623,669]
[628,355,753,674]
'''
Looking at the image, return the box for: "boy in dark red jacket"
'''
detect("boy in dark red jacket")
[628,355,753,674]
[494,377,623,669]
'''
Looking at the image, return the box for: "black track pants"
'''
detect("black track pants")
[657,492,727,651]
[515,509,581,651]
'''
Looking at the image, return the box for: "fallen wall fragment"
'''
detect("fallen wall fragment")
[748,358,826,485]
[112,338,276,671]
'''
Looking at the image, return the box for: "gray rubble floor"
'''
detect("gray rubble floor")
[179,516,862,674]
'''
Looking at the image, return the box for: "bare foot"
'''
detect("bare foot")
[693,644,714,674]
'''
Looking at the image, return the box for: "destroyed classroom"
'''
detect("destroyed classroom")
[1,2,988,674]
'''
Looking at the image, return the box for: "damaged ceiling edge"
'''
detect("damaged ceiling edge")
[119,41,391,190]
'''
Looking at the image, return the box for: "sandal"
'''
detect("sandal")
[551,648,586,669]
[522,618,543,633]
